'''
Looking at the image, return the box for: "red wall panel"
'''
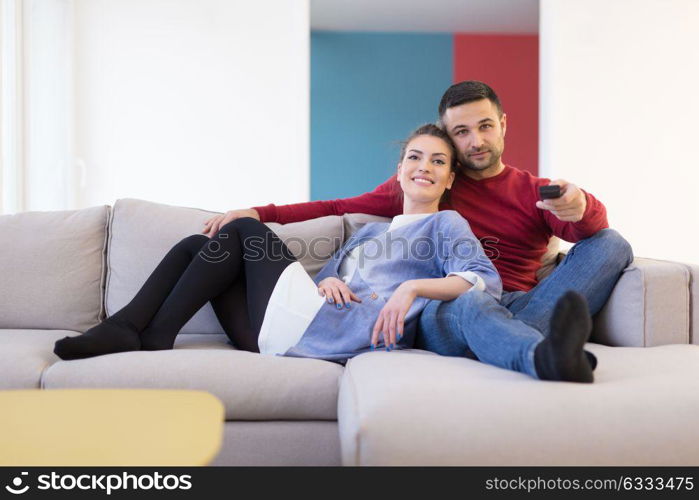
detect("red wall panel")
[454,34,539,175]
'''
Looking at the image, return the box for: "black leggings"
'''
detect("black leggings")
[108,217,297,352]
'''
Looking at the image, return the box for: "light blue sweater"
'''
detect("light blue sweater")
[283,210,502,363]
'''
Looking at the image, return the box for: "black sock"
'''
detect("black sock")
[53,317,141,360]
[534,291,594,383]
[584,350,598,371]
[139,323,178,351]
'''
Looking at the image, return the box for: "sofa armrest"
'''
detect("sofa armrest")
[592,257,691,347]
[681,261,699,345]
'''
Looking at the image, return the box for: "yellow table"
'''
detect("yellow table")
[0,389,224,466]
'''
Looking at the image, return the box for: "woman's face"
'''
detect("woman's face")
[397,135,455,205]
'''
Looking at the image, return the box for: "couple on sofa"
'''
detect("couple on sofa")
[54,80,633,384]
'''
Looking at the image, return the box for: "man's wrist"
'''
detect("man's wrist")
[250,203,277,223]
[572,190,592,224]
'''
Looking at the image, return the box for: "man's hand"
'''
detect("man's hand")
[317,277,362,308]
[535,179,587,222]
[371,281,417,351]
[202,209,260,238]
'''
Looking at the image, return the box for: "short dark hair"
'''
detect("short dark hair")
[438,80,503,119]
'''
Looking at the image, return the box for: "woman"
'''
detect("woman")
[53,124,501,363]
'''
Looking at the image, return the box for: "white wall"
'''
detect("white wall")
[540,0,699,264]
[73,0,309,213]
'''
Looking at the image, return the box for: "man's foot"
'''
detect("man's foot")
[534,291,594,383]
[53,317,141,360]
[584,350,598,371]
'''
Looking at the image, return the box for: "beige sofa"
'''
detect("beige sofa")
[1,198,698,466]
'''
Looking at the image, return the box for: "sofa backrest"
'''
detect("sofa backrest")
[0,205,110,332]
[0,200,561,335]
[105,198,344,335]
[343,213,391,238]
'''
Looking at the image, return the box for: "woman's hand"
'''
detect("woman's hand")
[202,208,260,238]
[371,281,417,350]
[317,277,362,309]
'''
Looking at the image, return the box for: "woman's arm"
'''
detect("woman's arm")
[440,211,503,301]
[370,213,503,350]
[370,276,473,350]
[403,276,473,301]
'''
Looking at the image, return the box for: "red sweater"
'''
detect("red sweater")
[253,165,609,292]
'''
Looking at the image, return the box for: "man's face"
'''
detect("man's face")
[441,99,507,173]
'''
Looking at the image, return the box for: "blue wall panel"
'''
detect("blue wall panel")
[311,32,453,201]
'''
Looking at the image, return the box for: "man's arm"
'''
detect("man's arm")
[536,180,609,242]
[252,175,403,224]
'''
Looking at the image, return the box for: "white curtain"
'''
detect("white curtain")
[0,0,74,215]
[1,0,25,215]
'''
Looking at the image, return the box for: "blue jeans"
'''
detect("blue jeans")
[416,229,634,379]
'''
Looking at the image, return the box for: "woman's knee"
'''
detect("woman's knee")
[220,217,296,262]
[219,217,263,236]
[177,234,209,253]
[169,234,210,260]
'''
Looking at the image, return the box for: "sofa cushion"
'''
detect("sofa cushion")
[106,198,343,334]
[0,206,109,332]
[337,344,699,465]
[535,236,561,281]
[0,330,76,389]
[593,257,691,346]
[343,213,390,240]
[41,333,344,421]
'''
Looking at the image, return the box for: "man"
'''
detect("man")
[203,81,633,383]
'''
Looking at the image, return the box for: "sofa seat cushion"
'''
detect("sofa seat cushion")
[338,344,699,465]
[41,334,343,421]
[0,330,75,389]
